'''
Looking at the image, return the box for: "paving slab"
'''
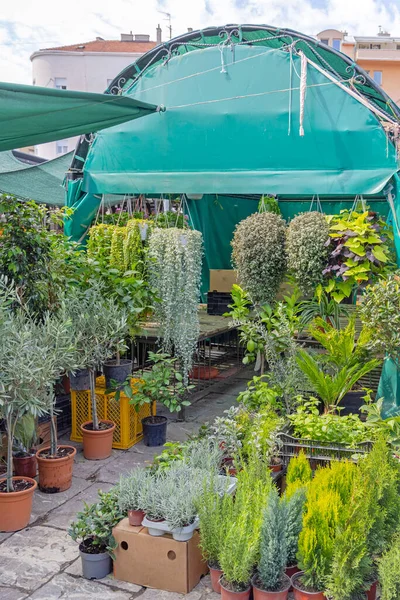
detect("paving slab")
[71,448,119,480]
[64,558,142,593]
[0,525,77,592]
[0,531,14,544]
[45,482,114,530]
[30,477,92,524]
[0,587,28,600]
[96,452,153,484]
[28,573,134,599]
[166,422,200,442]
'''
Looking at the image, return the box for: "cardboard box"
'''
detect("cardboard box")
[113,518,208,594]
[209,269,237,293]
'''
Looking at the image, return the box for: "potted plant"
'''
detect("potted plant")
[252,487,291,600]
[68,488,124,580]
[118,467,150,526]
[13,414,37,479]
[378,534,400,600]
[139,474,166,535]
[126,351,194,447]
[64,285,129,460]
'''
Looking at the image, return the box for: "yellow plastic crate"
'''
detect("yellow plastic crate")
[70,376,155,449]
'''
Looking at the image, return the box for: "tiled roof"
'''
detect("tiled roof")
[40,40,158,53]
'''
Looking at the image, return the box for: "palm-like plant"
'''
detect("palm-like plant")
[296,350,381,413]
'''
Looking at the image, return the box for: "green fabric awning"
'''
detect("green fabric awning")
[0,82,157,151]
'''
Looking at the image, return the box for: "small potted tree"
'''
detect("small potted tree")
[65,285,129,460]
[252,487,291,600]
[68,488,124,579]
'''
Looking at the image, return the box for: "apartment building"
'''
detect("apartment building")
[30,30,160,159]
[316,28,400,105]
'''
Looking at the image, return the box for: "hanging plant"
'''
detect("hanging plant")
[323,210,395,302]
[148,227,203,384]
[123,219,152,274]
[231,212,287,305]
[286,211,329,295]
[109,227,127,271]
[87,224,114,266]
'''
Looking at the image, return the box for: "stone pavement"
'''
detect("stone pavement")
[0,369,260,600]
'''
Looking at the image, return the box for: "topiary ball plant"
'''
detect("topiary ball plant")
[286,211,329,295]
[231,212,287,305]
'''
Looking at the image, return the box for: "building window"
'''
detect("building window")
[56,140,68,155]
[55,77,67,90]
[371,44,381,50]
[332,38,341,51]
[397,44,400,50]
[320,38,329,46]
[373,71,383,85]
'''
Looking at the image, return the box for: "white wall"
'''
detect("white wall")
[32,51,142,159]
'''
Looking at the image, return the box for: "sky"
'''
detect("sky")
[1,0,400,84]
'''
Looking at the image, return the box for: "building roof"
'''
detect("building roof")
[354,36,400,43]
[37,39,158,54]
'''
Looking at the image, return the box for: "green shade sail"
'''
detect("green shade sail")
[83,45,398,195]
[0,82,157,151]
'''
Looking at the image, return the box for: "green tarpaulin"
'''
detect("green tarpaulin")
[0,82,157,151]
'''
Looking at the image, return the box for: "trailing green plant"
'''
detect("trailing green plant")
[68,488,124,557]
[379,533,400,600]
[256,486,287,591]
[283,487,307,567]
[258,195,281,215]
[109,226,127,271]
[323,209,395,302]
[148,227,203,384]
[296,348,380,413]
[87,224,114,266]
[231,212,287,305]
[119,351,194,413]
[118,468,151,513]
[359,271,400,368]
[286,212,329,295]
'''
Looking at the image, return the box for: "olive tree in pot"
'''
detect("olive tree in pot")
[68,488,124,579]
[252,487,291,600]
[124,351,194,447]
[64,285,129,460]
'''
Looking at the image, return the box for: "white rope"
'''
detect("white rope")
[385,184,400,237]
[350,194,367,213]
[309,194,323,213]
[299,51,307,137]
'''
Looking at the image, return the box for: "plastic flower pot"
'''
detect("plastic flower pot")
[209,564,223,593]
[103,359,132,388]
[128,509,145,526]
[13,453,37,479]
[79,542,112,580]
[0,476,37,532]
[269,457,283,473]
[291,572,327,600]
[143,515,167,536]
[365,580,377,600]
[220,576,251,600]
[285,565,301,592]
[142,416,167,447]
[36,445,77,493]
[80,420,115,460]
[252,573,291,600]
[69,369,91,391]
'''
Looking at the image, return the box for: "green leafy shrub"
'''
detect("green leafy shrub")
[379,534,400,600]
[257,487,287,591]
[87,224,113,266]
[231,212,287,305]
[286,212,329,295]
[237,375,282,412]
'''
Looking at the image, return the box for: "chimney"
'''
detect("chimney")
[188,27,193,32]
[121,32,134,42]
[156,24,162,44]
[133,34,150,42]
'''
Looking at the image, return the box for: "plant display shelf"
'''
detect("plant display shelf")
[277,425,372,466]
[70,376,155,450]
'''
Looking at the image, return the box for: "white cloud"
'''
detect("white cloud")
[0,0,399,84]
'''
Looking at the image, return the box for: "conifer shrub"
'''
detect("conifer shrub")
[285,451,312,498]
[379,534,400,600]
[256,487,287,591]
[283,487,307,568]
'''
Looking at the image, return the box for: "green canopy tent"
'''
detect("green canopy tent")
[64,25,400,415]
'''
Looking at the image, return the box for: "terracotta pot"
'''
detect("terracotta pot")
[252,573,291,600]
[269,458,283,473]
[291,573,326,600]
[285,565,301,592]
[220,577,251,600]
[128,509,145,526]
[365,580,377,600]
[36,445,77,493]
[13,454,37,478]
[0,476,37,532]
[80,421,115,460]
[209,564,223,593]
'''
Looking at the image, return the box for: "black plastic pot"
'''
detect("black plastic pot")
[69,369,91,391]
[142,416,168,447]
[103,359,132,388]
[340,390,366,416]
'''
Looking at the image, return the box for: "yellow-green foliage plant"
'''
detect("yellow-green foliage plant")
[285,451,312,498]
[297,461,357,592]
[379,533,400,600]
[110,227,127,271]
[87,224,114,266]
[219,458,271,592]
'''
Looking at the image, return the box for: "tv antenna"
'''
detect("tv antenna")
[158,11,172,39]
